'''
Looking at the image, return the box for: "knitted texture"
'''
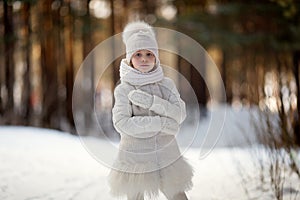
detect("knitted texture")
[122,21,160,65]
[160,117,179,135]
[119,59,163,86]
[128,89,153,109]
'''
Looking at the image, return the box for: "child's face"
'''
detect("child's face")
[131,50,156,73]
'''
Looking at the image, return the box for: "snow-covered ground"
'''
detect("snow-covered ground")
[0,106,299,200]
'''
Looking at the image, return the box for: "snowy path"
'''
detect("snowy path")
[0,126,298,200]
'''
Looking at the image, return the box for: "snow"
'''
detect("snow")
[0,106,299,199]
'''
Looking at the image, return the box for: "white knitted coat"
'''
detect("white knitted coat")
[108,60,193,199]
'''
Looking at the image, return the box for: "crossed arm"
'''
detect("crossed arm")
[112,80,186,138]
[128,88,186,124]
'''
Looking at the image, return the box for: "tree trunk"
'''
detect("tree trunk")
[191,61,207,113]
[65,2,75,132]
[40,0,59,129]
[3,1,15,124]
[110,0,119,86]
[292,50,300,145]
[222,50,231,103]
[82,0,95,131]
[54,1,67,131]
[21,2,32,125]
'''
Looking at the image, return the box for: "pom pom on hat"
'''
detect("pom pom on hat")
[122,21,159,65]
[122,21,155,44]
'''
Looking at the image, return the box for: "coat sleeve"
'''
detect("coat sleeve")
[149,78,187,124]
[112,84,161,138]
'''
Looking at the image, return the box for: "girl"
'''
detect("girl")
[108,21,193,200]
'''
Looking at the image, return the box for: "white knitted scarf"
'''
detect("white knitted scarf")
[119,59,164,86]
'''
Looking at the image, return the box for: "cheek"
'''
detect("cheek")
[131,59,140,68]
[150,57,156,63]
[131,58,138,64]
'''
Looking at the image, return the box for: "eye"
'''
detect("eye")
[135,53,141,57]
[146,53,154,57]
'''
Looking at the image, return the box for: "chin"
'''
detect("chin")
[138,68,150,73]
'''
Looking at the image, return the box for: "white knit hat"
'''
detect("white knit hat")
[122,21,160,65]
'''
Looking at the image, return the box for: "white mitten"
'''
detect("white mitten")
[128,90,153,109]
[160,117,179,135]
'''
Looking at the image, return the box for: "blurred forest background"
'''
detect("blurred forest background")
[0,0,299,145]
